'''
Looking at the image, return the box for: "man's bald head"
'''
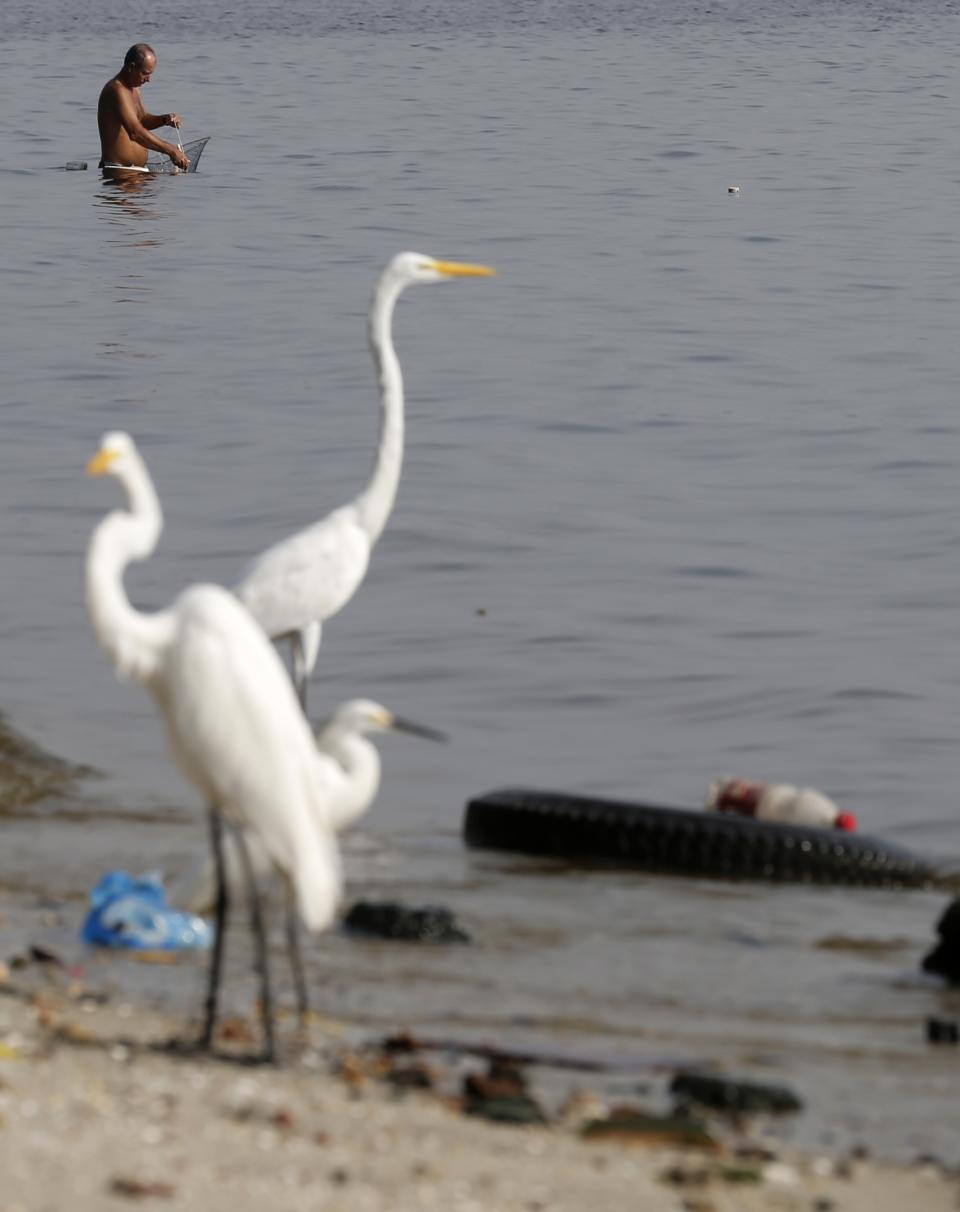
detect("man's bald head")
[124,43,156,71]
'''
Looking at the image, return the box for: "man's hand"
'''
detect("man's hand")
[165,112,182,128]
[171,147,190,171]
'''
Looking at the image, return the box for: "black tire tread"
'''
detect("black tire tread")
[463,788,936,888]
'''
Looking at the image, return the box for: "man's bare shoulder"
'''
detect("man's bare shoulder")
[98,76,123,107]
[99,75,144,120]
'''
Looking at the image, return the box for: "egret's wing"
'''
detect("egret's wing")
[234,506,371,640]
[159,584,342,931]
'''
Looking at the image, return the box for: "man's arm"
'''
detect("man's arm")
[142,110,181,131]
[114,87,188,167]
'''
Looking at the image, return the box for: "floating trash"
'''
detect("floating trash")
[705,776,856,831]
[81,870,211,951]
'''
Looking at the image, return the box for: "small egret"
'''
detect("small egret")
[233,252,495,707]
[183,698,445,1020]
[85,431,342,1062]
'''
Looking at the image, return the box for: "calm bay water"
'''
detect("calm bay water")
[2,0,960,1159]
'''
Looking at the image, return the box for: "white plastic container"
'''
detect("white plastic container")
[705,777,856,831]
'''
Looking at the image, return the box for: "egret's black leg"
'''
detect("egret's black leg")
[233,826,276,1063]
[200,808,228,1052]
[285,891,309,1031]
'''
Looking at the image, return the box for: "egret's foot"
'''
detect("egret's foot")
[219,1010,277,1066]
[153,1034,277,1066]
[231,1046,278,1068]
[154,1033,214,1058]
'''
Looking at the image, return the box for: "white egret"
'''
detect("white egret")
[85,431,343,1062]
[182,698,445,1020]
[233,252,495,706]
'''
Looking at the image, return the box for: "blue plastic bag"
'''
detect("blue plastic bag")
[81,870,212,951]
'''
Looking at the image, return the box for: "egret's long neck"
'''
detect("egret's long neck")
[319,726,382,833]
[354,274,405,543]
[86,459,169,683]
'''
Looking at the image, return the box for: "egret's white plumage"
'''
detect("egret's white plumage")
[234,252,495,701]
[85,431,344,1052]
[315,698,394,833]
[183,698,444,915]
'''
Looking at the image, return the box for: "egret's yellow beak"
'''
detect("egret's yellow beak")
[87,449,119,476]
[433,260,496,278]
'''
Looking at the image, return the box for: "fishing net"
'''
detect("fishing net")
[69,136,211,174]
[146,136,210,174]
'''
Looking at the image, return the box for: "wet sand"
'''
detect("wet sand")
[0,966,956,1212]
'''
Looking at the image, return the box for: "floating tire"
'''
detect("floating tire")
[463,788,937,888]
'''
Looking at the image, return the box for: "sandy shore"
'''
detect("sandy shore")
[0,962,957,1212]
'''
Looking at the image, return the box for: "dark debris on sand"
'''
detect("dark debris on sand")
[342,900,471,943]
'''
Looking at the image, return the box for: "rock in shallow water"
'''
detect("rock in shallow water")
[922,897,960,984]
[670,1070,803,1115]
[342,900,471,943]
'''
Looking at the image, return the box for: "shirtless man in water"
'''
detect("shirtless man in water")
[98,44,189,172]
